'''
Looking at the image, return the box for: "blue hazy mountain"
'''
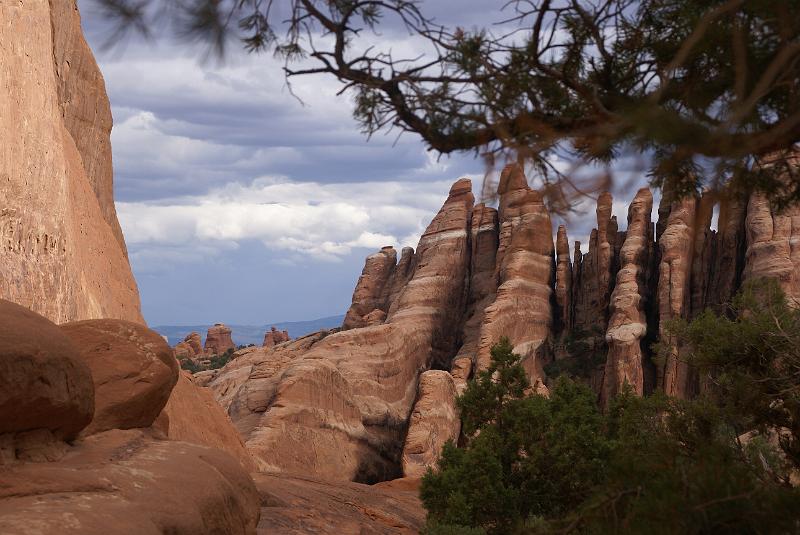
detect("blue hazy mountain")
[153,314,345,347]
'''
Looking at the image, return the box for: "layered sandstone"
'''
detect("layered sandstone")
[474,164,554,389]
[554,225,572,336]
[254,473,423,533]
[656,196,696,397]
[205,323,235,355]
[209,179,475,481]
[602,188,654,403]
[0,0,142,324]
[342,246,398,329]
[743,193,800,305]
[401,370,460,478]
[453,204,498,368]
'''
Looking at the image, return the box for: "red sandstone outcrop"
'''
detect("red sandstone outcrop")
[0,0,142,324]
[185,331,203,354]
[262,326,290,347]
[0,429,260,535]
[0,301,260,534]
[205,323,235,355]
[254,473,423,533]
[156,371,256,472]
[209,179,474,481]
[555,225,572,336]
[60,319,179,436]
[453,203,498,367]
[342,246,398,329]
[572,192,617,335]
[401,370,460,478]
[602,188,654,403]
[474,165,554,389]
[707,195,747,310]
[656,196,696,397]
[743,158,800,304]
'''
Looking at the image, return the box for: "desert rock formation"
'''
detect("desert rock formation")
[0,0,142,324]
[0,300,260,533]
[202,157,800,485]
[205,323,235,354]
[602,188,654,403]
[262,326,290,347]
[401,370,460,478]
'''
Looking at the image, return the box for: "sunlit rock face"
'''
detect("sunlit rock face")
[0,0,142,324]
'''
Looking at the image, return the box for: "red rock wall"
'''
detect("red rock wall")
[0,0,142,324]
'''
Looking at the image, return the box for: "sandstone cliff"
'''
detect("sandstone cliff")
[0,0,142,324]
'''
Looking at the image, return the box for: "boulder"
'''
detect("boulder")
[0,300,94,451]
[60,319,179,436]
[205,323,235,355]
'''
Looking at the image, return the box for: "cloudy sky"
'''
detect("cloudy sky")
[77,0,653,327]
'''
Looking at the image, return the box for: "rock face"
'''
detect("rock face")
[210,179,475,482]
[205,323,235,355]
[262,326,290,347]
[474,165,554,389]
[0,0,142,324]
[656,196,696,397]
[401,370,460,478]
[572,192,618,336]
[342,246,398,330]
[743,193,800,305]
[206,157,800,487]
[0,301,260,534]
[254,473,423,534]
[157,371,256,472]
[0,300,94,457]
[0,429,260,535]
[602,188,654,403]
[555,225,572,336]
[60,319,179,436]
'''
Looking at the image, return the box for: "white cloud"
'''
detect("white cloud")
[117,177,461,265]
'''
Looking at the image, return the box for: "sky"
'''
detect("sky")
[77,0,655,327]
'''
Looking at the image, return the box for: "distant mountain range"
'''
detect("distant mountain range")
[153,314,345,346]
